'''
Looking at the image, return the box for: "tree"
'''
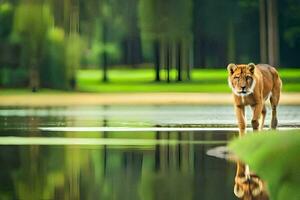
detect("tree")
[278,0,300,67]
[13,3,54,91]
[259,0,268,63]
[258,0,280,66]
[267,0,279,66]
[138,0,193,82]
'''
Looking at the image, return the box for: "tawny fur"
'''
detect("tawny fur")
[227,63,282,135]
[234,161,269,200]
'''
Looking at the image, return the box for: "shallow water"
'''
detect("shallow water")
[0,105,299,199]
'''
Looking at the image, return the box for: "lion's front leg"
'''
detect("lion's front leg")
[235,105,246,136]
[251,103,263,131]
[234,161,247,198]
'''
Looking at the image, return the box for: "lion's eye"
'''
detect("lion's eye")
[246,76,252,81]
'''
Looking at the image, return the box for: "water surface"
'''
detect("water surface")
[0,105,299,199]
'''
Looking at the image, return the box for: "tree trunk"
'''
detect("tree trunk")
[29,58,39,92]
[154,40,160,82]
[166,41,170,83]
[102,20,108,82]
[267,0,279,66]
[272,0,279,66]
[177,41,182,81]
[69,0,79,89]
[186,41,192,80]
[29,41,39,92]
[259,0,268,63]
[227,19,236,63]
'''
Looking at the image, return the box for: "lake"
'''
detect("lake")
[0,105,299,199]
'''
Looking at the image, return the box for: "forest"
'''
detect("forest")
[0,0,299,90]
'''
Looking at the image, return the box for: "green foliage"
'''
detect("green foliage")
[238,0,258,8]
[0,2,14,38]
[42,29,83,90]
[12,4,53,44]
[41,27,67,89]
[0,68,28,86]
[284,27,300,47]
[65,33,82,84]
[281,0,300,48]
[0,1,85,90]
[229,131,300,200]
[139,0,192,40]
[0,3,16,87]
[48,27,65,43]
[0,0,300,89]
[279,0,300,66]
[12,3,54,87]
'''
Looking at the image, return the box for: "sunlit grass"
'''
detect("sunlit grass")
[77,68,300,93]
[278,68,300,78]
[0,68,299,94]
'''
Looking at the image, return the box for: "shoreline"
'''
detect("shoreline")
[0,92,299,106]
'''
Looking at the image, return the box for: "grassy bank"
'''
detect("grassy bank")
[77,68,300,93]
[0,68,299,94]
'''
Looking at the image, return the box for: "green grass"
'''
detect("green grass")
[0,68,299,94]
[76,68,300,93]
[77,68,229,93]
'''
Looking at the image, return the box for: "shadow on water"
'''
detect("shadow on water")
[0,105,298,199]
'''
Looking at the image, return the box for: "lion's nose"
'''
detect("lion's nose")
[241,86,246,91]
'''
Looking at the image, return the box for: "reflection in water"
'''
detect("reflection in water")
[2,106,273,199]
[0,132,237,200]
[234,161,269,200]
[205,145,270,200]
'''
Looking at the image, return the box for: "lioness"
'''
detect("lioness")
[227,63,282,135]
[234,161,269,200]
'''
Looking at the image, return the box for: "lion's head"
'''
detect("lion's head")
[227,63,256,96]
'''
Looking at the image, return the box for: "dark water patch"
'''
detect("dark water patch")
[0,142,237,200]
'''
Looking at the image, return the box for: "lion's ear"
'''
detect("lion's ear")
[247,63,256,74]
[227,63,237,75]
